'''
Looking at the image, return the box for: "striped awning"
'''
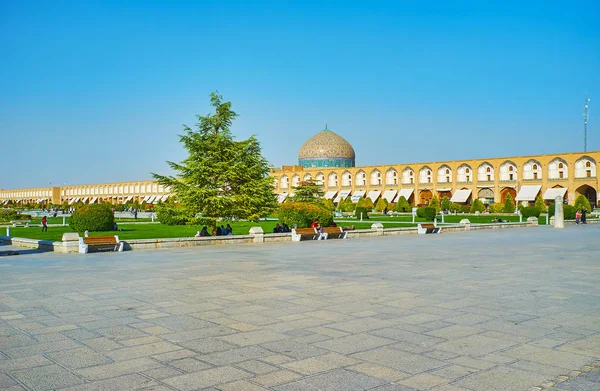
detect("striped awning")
[125,196,133,202]
[277,192,288,203]
[160,195,169,202]
[89,197,98,204]
[81,197,88,203]
[397,189,414,202]
[450,189,472,203]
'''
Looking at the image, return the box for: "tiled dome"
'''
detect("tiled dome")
[298,127,355,168]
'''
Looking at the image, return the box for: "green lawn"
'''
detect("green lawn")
[5,220,413,242]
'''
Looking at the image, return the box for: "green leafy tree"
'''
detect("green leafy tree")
[395,196,411,212]
[291,180,324,203]
[441,196,450,211]
[429,195,440,213]
[375,198,388,212]
[470,199,485,213]
[153,91,277,223]
[574,194,592,212]
[534,195,547,213]
[360,197,374,210]
[503,193,516,213]
[338,197,354,212]
[322,198,335,211]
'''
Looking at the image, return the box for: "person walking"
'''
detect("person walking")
[576,210,581,225]
[582,208,587,224]
[41,216,48,232]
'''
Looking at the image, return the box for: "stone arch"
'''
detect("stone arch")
[478,188,495,204]
[478,162,494,182]
[402,167,415,184]
[280,175,289,189]
[500,187,517,203]
[523,159,542,180]
[385,168,398,185]
[370,169,382,186]
[499,160,518,181]
[356,170,367,186]
[419,166,432,184]
[342,171,353,187]
[437,165,452,183]
[575,184,597,207]
[273,177,279,189]
[457,164,472,183]
[328,172,338,187]
[575,156,597,178]
[303,173,312,181]
[419,189,433,205]
[548,157,568,180]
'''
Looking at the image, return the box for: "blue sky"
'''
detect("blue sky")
[1,0,599,189]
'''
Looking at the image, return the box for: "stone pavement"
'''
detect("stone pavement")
[0,226,599,391]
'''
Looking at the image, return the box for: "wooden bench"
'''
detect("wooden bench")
[417,223,441,234]
[291,227,347,241]
[79,235,123,253]
[10,220,31,227]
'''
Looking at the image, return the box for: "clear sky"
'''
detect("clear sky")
[1,0,599,189]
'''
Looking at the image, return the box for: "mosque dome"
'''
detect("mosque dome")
[298,126,355,168]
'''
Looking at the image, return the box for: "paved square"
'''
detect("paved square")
[1,226,599,390]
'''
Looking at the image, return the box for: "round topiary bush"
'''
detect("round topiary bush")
[354,206,369,219]
[416,206,437,221]
[277,202,333,228]
[69,204,114,232]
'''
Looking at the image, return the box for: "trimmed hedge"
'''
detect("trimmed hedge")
[155,205,193,226]
[548,202,577,220]
[416,206,436,221]
[354,206,369,219]
[520,206,541,219]
[69,204,114,232]
[277,202,333,228]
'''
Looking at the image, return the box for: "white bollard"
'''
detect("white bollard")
[63,215,66,226]
[554,196,564,228]
[360,212,363,222]
[84,230,89,237]
[152,214,155,222]
[6,227,10,237]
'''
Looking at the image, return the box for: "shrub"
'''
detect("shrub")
[358,197,374,210]
[449,202,462,213]
[0,209,18,222]
[155,204,194,226]
[69,204,114,232]
[416,206,436,221]
[354,206,369,219]
[520,206,541,219]
[574,194,592,213]
[277,202,333,228]
[441,197,450,211]
[488,202,504,213]
[395,196,411,212]
[322,198,335,212]
[375,198,388,212]
[337,198,354,212]
[429,196,440,213]
[470,199,485,213]
[503,193,516,213]
[534,195,547,213]
[387,202,396,212]
[548,202,577,220]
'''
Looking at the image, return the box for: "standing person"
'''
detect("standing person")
[134,209,138,220]
[225,224,233,235]
[582,208,587,224]
[41,216,48,232]
[576,210,581,225]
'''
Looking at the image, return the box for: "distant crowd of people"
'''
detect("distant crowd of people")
[196,224,233,237]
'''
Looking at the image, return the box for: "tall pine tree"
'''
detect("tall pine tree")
[153,91,277,223]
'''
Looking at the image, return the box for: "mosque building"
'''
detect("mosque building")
[1,126,599,209]
[270,127,599,208]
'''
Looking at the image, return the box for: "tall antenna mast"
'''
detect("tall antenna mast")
[584,94,590,152]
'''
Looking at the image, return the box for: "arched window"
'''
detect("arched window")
[328,172,338,187]
[548,158,568,180]
[457,164,473,182]
[500,161,518,181]
[419,167,432,184]
[437,165,452,183]
[303,174,312,181]
[315,173,325,185]
[342,171,353,187]
[575,156,596,178]
[356,170,367,186]
[280,175,289,189]
[402,168,414,184]
[291,175,300,187]
[370,170,382,185]
[385,169,398,185]
[478,163,494,182]
[523,160,542,180]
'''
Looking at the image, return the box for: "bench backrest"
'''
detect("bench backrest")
[420,224,435,229]
[294,228,316,235]
[84,236,117,245]
[322,227,343,234]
